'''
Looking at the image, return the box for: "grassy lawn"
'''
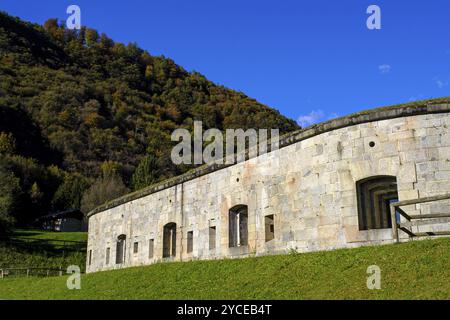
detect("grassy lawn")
[0,229,87,274]
[10,229,87,243]
[0,237,449,300]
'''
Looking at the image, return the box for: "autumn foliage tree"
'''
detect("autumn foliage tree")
[80,161,129,214]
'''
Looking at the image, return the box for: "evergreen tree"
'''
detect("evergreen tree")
[0,167,20,233]
[131,155,159,190]
[0,132,15,155]
[51,174,89,211]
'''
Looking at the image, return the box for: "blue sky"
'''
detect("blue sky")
[1,0,450,126]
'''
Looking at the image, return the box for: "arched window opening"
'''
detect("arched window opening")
[163,222,177,258]
[229,205,248,247]
[356,176,399,230]
[116,234,126,264]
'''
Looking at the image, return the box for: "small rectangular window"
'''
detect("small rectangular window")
[133,242,139,254]
[106,247,110,265]
[209,226,216,250]
[88,250,92,265]
[265,215,275,242]
[187,231,193,253]
[149,239,154,259]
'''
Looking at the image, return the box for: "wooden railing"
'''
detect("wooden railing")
[390,193,450,242]
[0,267,64,279]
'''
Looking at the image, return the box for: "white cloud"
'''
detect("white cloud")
[434,77,448,89]
[297,110,339,128]
[409,94,424,102]
[297,110,324,127]
[378,64,391,74]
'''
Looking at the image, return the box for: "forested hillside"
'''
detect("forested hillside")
[0,12,298,231]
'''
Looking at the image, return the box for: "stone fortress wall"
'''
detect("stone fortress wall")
[86,103,450,273]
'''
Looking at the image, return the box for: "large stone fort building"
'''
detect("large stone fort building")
[86,103,450,273]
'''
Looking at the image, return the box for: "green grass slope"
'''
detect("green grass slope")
[0,237,449,300]
[10,229,87,243]
[0,229,86,273]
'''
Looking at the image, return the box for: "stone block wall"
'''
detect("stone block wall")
[86,107,450,273]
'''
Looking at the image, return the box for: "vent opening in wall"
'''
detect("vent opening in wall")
[369,141,376,148]
[187,231,193,253]
[356,176,399,230]
[106,247,110,265]
[209,226,216,250]
[149,239,154,258]
[265,215,275,242]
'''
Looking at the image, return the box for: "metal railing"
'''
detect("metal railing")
[390,193,450,242]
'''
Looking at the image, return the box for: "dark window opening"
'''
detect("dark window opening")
[187,231,193,253]
[265,215,275,242]
[229,205,248,247]
[116,234,126,264]
[88,250,92,265]
[356,176,399,230]
[163,223,177,258]
[133,242,139,254]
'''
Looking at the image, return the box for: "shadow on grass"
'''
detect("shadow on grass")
[0,235,86,257]
[9,230,42,238]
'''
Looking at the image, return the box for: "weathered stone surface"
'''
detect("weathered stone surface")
[86,104,450,273]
